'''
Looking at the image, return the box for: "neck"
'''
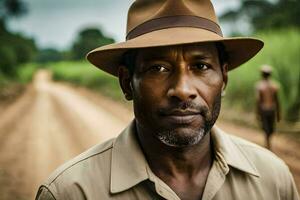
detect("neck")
[136,123,213,179]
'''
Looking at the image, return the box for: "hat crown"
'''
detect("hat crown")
[87,0,264,77]
[126,0,220,38]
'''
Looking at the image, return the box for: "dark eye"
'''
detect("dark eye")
[149,64,169,72]
[190,63,209,71]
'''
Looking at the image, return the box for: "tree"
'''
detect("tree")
[71,28,115,60]
[0,33,37,76]
[0,0,27,31]
[36,48,64,63]
[220,0,300,33]
[0,0,37,77]
[0,0,27,18]
[0,45,17,75]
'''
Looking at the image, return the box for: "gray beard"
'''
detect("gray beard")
[157,128,206,147]
[156,94,221,148]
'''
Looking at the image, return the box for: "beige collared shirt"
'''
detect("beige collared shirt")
[36,121,299,200]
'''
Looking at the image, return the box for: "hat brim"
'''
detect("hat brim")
[87,27,264,77]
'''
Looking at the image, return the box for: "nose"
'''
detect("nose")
[167,72,197,102]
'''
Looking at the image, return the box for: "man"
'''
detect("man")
[256,65,281,150]
[36,0,299,199]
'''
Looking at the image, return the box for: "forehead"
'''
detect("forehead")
[136,43,218,61]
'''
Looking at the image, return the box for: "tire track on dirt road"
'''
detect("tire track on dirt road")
[0,86,38,200]
[0,70,131,200]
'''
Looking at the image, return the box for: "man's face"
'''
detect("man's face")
[126,43,227,147]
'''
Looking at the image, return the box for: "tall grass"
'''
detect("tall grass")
[224,28,300,121]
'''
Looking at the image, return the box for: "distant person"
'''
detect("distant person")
[256,65,281,149]
[36,1,298,200]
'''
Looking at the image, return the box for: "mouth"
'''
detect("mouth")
[160,109,202,124]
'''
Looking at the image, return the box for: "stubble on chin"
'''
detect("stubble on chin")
[155,94,222,148]
[156,128,206,147]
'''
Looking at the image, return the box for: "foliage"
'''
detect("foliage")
[0,72,18,101]
[36,48,64,63]
[49,61,123,100]
[17,62,39,83]
[0,0,27,19]
[71,28,115,60]
[224,29,300,122]
[0,0,36,78]
[34,27,116,63]
[0,62,36,102]
[0,29,37,76]
[220,0,300,33]
[0,62,38,86]
[0,71,10,89]
[0,45,17,75]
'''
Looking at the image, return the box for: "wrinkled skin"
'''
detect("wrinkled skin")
[120,43,228,148]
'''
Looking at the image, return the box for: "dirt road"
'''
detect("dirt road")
[0,70,299,200]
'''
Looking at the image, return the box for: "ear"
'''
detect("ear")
[221,62,228,90]
[118,65,133,100]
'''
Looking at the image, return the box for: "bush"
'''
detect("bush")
[0,31,37,77]
[35,48,64,63]
[0,45,17,76]
[17,63,39,83]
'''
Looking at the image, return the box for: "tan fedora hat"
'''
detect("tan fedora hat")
[87,0,264,77]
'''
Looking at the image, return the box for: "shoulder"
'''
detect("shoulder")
[227,134,296,191]
[47,138,114,185]
[37,138,115,199]
[228,134,299,198]
[215,127,284,168]
[228,134,286,169]
[215,127,299,199]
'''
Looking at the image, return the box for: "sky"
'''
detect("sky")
[7,0,241,50]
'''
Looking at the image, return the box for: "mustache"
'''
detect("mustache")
[158,101,209,116]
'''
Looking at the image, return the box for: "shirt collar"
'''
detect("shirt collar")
[110,121,259,194]
[211,126,260,177]
[110,121,149,193]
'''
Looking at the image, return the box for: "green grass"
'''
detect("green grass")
[17,63,40,83]
[48,61,123,100]
[224,28,300,121]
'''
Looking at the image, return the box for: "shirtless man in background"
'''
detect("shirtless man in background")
[256,65,281,149]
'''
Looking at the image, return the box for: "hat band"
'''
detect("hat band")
[126,15,223,40]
